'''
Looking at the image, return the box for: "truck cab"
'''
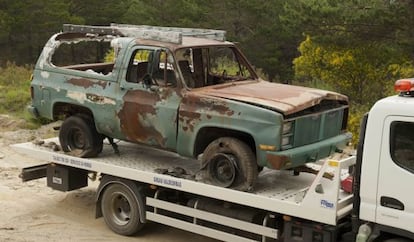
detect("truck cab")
[356,79,414,240]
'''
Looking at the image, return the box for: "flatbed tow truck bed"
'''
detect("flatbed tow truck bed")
[12,138,355,241]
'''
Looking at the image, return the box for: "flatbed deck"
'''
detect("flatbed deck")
[12,138,355,226]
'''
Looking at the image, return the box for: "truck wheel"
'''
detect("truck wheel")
[202,137,258,191]
[101,183,144,236]
[59,115,102,158]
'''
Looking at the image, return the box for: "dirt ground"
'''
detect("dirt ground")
[0,115,216,242]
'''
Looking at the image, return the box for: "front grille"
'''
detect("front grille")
[284,105,348,149]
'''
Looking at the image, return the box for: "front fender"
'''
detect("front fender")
[176,95,283,158]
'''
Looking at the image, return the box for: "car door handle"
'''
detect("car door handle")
[380,196,405,211]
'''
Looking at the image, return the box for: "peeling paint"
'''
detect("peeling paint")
[41,71,50,79]
[66,78,107,89]
[198,80,348,115]
[266,153,289,170]
[38,34,60,69]
[117,90,165,146]
[66,91,86,104]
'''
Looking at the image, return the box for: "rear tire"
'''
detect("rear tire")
[202,137,258,191]
[59,115,103,158]
[101,183,144,236]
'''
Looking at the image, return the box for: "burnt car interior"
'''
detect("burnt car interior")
[51,38,115,76]
[175,46,256,88]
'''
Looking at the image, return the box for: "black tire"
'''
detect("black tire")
[202,137,258,191]
[59,115,103,158]
[101,183,144,236]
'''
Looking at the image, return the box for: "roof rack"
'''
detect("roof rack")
[62,24,226,44]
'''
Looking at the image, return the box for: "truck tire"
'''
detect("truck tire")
[101,183,144,236]
[202,137,258,191]
[59,115,102,158]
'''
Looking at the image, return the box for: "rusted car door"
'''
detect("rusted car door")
[117,47,181,150]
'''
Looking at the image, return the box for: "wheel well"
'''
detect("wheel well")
[53,102,93,120]
[194,127,256,157]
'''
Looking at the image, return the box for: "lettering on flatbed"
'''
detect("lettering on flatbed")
[153,176,182,188]
[52,155,92,169]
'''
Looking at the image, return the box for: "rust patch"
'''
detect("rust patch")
[196,80,348,115]
[66,78,107,89]
[179,110,201,132]
[209,101,234,116]
[266,153,289,170]
[117,90,166,146]
[159,87,175,100]
[179,93,236,132]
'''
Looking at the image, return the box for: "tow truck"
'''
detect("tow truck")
[13,79,414,241]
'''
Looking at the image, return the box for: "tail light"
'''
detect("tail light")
[30,86,34,99]
[341,175,353,193]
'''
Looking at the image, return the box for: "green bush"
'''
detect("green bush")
[0,62,32,113]
[0,62,47,129]
[347,104,370,147]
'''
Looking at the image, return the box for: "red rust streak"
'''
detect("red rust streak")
[66,78,107,89]
[117,90,166,146]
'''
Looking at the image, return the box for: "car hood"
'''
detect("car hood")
[192,80,348,115]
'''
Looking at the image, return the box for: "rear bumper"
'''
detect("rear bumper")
[265,132,352,170]
[27,105,40,118]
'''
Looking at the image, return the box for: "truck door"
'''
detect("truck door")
[117,47,181,150]
[376,116,414,234]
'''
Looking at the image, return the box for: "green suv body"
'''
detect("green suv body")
[29,24,351,189]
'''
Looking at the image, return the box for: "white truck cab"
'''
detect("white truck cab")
[357,78,414,240]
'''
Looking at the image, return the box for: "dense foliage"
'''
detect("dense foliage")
[1,0,414,139]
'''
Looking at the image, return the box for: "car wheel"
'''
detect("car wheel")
[59,115,102,158]
[202,137,258,191]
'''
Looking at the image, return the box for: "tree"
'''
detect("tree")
[0,0,82,65]
[294,36,414,106]
[202,0,300,81]
[121,0,210,27]
[294,35,414,144]
[66,0,130,25]
[121,0,300,82]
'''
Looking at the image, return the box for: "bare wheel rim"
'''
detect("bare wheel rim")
[209,153,236,187]
[68,127,86,149]
[109,192,132,226]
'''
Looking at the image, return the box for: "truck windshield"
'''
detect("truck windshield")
[175,46,254,88]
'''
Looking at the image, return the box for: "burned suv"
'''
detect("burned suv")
[29,24,351,190]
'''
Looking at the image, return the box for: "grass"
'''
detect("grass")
[0,62,47,130]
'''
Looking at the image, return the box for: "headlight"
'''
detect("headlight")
[282,121,293,135]
[281,136,291,146]
[281,121,294,150]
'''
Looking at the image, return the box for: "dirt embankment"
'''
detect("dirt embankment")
[0,115,215,242]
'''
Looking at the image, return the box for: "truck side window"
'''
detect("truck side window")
[126,49,152,83]
[208,47,251,79]
[51,40,114,75]
[390,121,414,173]
[176,48,204,88]
[127,49,177,87]
[152,50,177,87]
